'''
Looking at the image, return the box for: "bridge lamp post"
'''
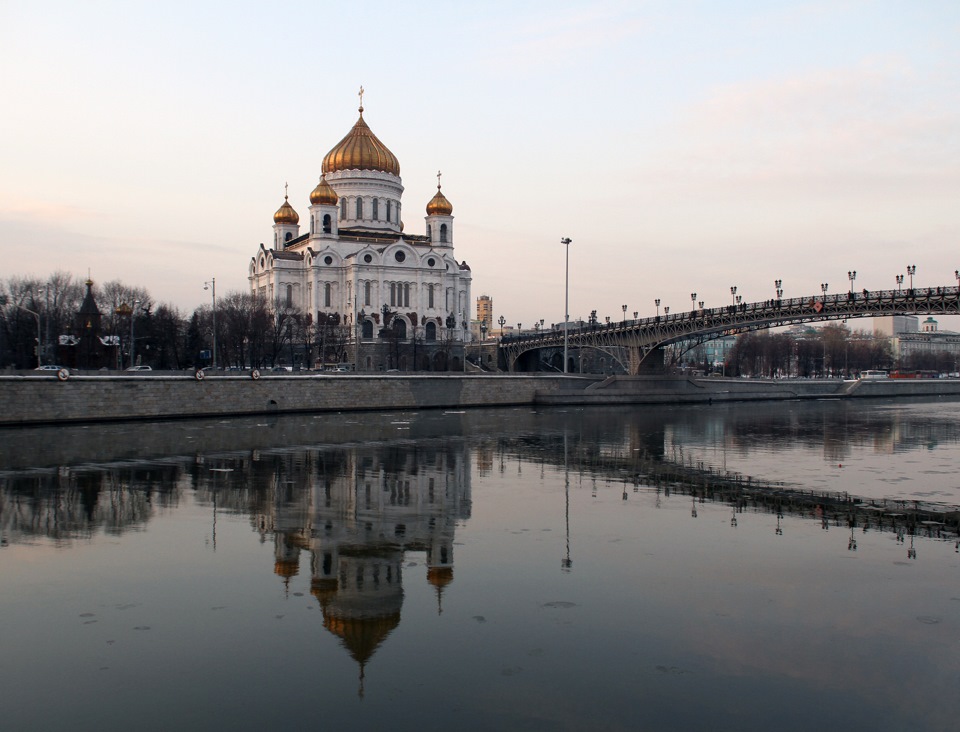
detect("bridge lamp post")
[664,306,670,316]
[498,315,505,338]
[698,301,704,310]
[820,283,829,298]
[621,304,627,323]
[730,286,737,305]
[561,237,572,374]
[955,269,959,289]
[896,274,904,293]
[774,279,782,301]
[735,295,742,307]
[907,264,916,292]
[690,293,697,311]
[633,311,638,320]
[655,298,660,317]
[847,270,856,294]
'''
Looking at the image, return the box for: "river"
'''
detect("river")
[1,398,958,731]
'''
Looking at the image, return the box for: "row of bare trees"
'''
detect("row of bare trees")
[0,273,353,370]
[716,325,896,377]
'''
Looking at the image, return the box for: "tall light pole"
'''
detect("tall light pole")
[655,298,660,317]
[621,304,627,323]
[730,286,737,306]
[204,278,217,369]
[820,283,829,298]
[130,299,141,369]
[690,293,697,310]
[561,237,571,374]
[907,264,916,292]
[896,274,904,293]
[498,314,505,338]
[847,270,856,294]
[18,303,41,367]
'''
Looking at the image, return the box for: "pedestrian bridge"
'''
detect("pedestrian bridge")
[499,285,960,374]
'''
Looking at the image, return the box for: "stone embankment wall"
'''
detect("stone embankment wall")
[3,373,959,427]
[0,373,587,426]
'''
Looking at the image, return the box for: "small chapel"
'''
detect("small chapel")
[249,90,472,371]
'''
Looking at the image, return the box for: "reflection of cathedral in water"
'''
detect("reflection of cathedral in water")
[255,444,472,688]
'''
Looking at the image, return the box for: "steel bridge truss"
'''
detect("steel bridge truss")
[500,286,960,374]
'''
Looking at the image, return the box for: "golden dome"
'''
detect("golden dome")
[322,108,400,176]
[310,175,339,205]
[426,185,453,216]
[274,195,299,225]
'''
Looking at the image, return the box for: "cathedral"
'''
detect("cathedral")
[249,92,472,371]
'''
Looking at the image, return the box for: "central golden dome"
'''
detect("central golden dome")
[322,108,400,176]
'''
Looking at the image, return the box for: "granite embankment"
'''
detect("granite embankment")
[2,372,960,426]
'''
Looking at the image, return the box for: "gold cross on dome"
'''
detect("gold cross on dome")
[436,170,442,189]
[284,181,289,199]
[358,85,365,111]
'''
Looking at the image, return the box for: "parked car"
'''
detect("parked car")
[35,364,68,373]
[126,365,152,372]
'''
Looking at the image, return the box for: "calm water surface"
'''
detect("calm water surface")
[2,399,959,732]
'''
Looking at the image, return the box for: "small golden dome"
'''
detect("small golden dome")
[274,195,299,225]
[426,185,453,216]
[310,175,339,206]
[322,108,400,176]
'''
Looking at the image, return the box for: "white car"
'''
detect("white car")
[126,365,152,372]
[35,364,67,372]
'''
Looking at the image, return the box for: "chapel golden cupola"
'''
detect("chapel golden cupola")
[273,193,299,225]
[425,171,454,246]
[272,184,301,247]
[310,175,339,206]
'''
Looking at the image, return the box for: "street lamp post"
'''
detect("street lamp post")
[907,264,916,293]
[498,315,506,338]
[130,299,141,369]
[896,274,904,293]
[204,277,216,370]
[621,304,627,323]
[18,303,42,368]
[820,283,829,298]
[730,286,737,305]
[561,237,571,374]
[690,293,697,310]
[664,306,670,316]
[847,270,856,294]
[774,279,782,302]
[655,298,660,317]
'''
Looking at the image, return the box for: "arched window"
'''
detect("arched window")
[394,318,407,339]
[372,198,379,220]
[324,282,331,307]
[356,198,363,219]
[362,319,373,338]
[285,231,293,243]
[425,321,437,341]
[439,224,448,243]
[285,284,293,308]
[364,281,371,306]
[386,200,392,222]
[340,199,346,220]
[322,214,332,234]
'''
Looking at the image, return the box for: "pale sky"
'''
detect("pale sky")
[2,1,958,328]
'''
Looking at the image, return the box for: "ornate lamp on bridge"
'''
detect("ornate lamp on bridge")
[655,298,660,317]
[820,283,829,299]
[498,314,505,337]
[774,279,782,302]
[621,304,627,323]
[955,269,959,288]
[690,293,697,311]
[907,264,916,294]
[847,270,856,294]
[730,286,737,305]
[896,274,904,293]
[664,306,670,316]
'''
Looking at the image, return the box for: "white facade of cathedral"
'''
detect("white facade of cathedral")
[248,100,472,370]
